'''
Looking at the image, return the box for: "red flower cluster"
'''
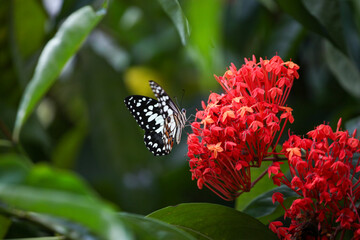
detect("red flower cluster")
[187,55,299,200]
[270,119,360,239]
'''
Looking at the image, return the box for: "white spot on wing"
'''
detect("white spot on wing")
[148,114,157,122]
[155,116,163,125]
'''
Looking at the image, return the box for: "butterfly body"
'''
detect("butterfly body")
[124,81,186,156]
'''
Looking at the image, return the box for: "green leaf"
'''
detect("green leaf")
[5,237,64,240]
[276,0,328,38]
[13,0,47,58]
[302,0,346,51]
[186,0,224,90]
[0,184,130,239]
[13,5,106,141]
[25,164,98,197]
[119,213,196,240]
[257,0,278,12]
[0,139,12,147]
[243,185,298,224]
[0,153,31,184]
[147,203,277,240]
[19,213,108,240]
[52,121,87,169]
[353,0,360,33]
[324,40,360,98]
[0,214,11,239]
[157,0,190,45]
[276,0,346,52]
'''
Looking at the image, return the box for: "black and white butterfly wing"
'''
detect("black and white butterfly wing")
[124,95,170,156]
[143,131,169,156]
[149,81,186,145]
[124,96,163,131]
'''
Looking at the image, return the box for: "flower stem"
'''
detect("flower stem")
[250,166,269,188]
[262,157,288,162]
[339,229,345,240]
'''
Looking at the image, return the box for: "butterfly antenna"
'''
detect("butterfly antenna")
[173,88,186,108]
[186,122,203,131]
[187,113,195,121]
[181,88,185,108]
[184,113,196,128]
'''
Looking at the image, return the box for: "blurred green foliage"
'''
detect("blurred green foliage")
[0,0,360,238]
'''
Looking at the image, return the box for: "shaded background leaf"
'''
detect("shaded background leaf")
[324,40,360,99]
[13,5,105,141]
[158,0,190,46]
[276,0,346,52]
[243,185,299,224]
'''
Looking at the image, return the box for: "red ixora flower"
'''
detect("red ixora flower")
[188,55,299,200]
[270,119,360,239]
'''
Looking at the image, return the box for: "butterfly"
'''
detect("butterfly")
[124,81,186,156]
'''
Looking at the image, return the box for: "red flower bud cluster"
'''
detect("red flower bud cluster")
[187,55,299,200]
[270,119,360,239]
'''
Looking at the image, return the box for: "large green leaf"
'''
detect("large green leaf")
[13,5,106,141]
[157,0,190,45]
[119,213,196,240]
[324,40,360,99]
[147,203,277,240]
[243,185,298,224]
[0,184,130,239]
